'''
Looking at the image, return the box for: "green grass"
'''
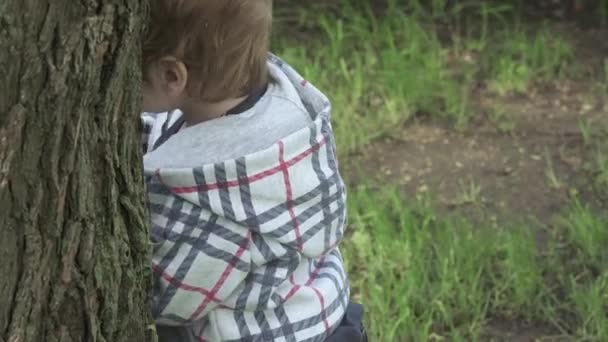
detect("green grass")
[343,186,608,341]
[579,119,608,195]
[483,24,573,96]
[596,150,608,191]
[275,0,473,153]
[273,2,608,340]
[275,0,575,153]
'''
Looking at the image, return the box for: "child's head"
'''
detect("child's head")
[142,0,273,113]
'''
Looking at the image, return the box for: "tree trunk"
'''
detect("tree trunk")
[0,1,154,341]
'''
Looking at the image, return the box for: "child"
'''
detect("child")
[141,0,366,341]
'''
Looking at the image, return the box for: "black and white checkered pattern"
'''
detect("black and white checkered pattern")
[143,56,349,342]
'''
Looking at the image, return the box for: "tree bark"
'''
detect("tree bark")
[0,1,154,341]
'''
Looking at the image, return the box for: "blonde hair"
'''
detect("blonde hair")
[143,0,273,102]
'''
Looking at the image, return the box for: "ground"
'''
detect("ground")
[482,319,567,342]
[350,78,607,225]
[345,22,608,341]
[350,93,605,341]
[276,2,608,340]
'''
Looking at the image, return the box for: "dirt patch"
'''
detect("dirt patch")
[341,37,607,340]
[350,125,581,223]
[333,19,608,340]
[482,318,570,342]
[345,69,607,230]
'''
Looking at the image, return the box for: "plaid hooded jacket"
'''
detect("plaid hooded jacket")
[142,55,349,342]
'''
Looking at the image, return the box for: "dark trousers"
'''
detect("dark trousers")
[325,302,368,342]
[156,302,367,342]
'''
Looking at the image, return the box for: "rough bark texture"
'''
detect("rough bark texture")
[0,1,154,341]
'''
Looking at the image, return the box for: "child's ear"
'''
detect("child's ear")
[158,56,188,96]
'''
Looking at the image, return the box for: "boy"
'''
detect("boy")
[141,0,365,341]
